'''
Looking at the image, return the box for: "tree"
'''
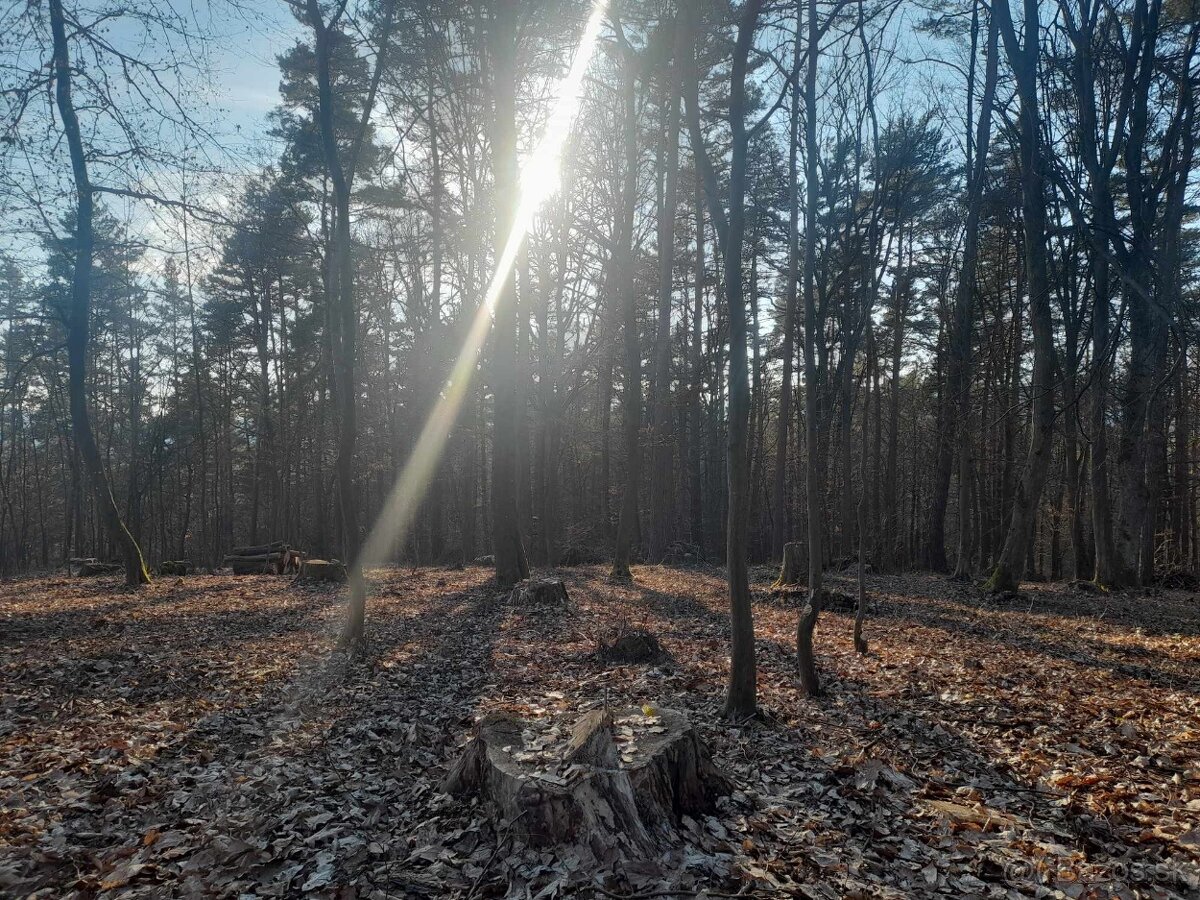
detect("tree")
[609,7,644,581]
[300,0,395,643]
[927,0,999,577]
[985,0,1057,594]
[489,0,532,588]
[47,0,151,587]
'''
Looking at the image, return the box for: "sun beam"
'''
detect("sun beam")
[354,0,607,571]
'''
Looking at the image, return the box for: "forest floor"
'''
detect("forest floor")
[1,564,1199,899]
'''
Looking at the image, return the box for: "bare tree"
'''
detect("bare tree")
[985,0,1057,594]
[47,0,151,587]
[301,0,396,643]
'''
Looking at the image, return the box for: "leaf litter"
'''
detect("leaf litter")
[1,566,1198,898]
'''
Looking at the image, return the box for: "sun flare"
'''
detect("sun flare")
[355,0,608,570]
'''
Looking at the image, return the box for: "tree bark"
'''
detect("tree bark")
[307,0,393,640]
[683,0,761,718]
[489,0,531,588]
[48,0,149,588]
[934,1,997,577]
[797,0,824,696]
[986,0,1057,594]
[611,12,643,580]
[649,16,684,565]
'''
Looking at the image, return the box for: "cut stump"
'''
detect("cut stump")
[442,706,729,854]
[509,578,569,607]
[298,558,346,582]
[158,560,193,577]
[823,590,857,613]
[597,627,666,665]
[773,541,806,590]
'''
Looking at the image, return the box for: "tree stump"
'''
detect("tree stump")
[509,578,569,607]
[659,541,702,565]
[158,560,193,576]
[597,627,666,664]
[442,707,729,854]
[823,590,856,613]
[298,558,347,582]
[773,541,806,590]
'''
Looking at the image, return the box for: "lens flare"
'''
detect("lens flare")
[355,0,607,570]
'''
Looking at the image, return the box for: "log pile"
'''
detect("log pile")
[70,558,122,577]
[223,541,303,575]
[443,706,729,855]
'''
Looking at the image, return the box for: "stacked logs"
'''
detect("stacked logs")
[70,558,123,577]
[223,541,303,575]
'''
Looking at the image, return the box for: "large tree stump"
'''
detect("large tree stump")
[822,590,856,613]
[442,707,729,854]
[597,627,666,665]
[297,558,347,582]
[509,578,569,607]
[773,541,806,590]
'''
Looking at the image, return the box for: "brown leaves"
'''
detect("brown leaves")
[2,567,1199,897]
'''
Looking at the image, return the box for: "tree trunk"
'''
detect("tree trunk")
[489,0,531,588]
[306,0,393,641]
[772,31,801,563]
[49,0,149,588]
[986,0,1057,594]
[611,15,642,580]
[684,0,761,718]
[649,18,683,565]
[936,1,997,577]
[797,0,823,696]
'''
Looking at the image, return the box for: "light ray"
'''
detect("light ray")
[355,0,607,570]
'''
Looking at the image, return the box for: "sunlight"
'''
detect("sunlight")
[355,0,607,569]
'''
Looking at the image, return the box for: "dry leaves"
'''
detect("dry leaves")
[1,565,1198,898]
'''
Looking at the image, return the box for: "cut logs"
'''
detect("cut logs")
[508,577,569,607]
[297,558,347,582]
[70,558,122,577]
[223,541,303,575]
[442,706,729,854]
[773,541,806,590]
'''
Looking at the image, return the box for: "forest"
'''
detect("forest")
[1,0,1199,897]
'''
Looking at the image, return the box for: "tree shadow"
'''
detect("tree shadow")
[600,568,1198,894]
[1,568,507,897]
[867,590,1200,697]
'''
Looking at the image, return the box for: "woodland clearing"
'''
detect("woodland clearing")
[2,565,1198,899]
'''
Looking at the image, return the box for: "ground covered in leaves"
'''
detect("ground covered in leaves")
[2,564,1199,898]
